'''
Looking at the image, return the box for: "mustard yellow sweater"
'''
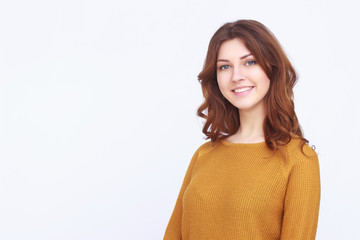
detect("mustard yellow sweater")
[163,138,321,240]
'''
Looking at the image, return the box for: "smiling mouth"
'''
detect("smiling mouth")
[232,86,254,93]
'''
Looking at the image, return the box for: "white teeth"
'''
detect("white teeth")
[234,87,252,93]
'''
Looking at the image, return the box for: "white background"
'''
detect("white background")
[0,0,359,239]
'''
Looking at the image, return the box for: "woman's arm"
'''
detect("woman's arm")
[163,148,200,240]
[280,144,321,240]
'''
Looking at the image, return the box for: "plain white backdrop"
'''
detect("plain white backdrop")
[0,0,359,239]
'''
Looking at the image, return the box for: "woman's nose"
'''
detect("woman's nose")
[232,67,245,81]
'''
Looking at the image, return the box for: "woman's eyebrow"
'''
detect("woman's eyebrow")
[240,53,252,59]
[217,53,252,62]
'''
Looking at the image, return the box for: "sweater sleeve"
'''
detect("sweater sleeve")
[280,144,321,240]
[163,147,201,240]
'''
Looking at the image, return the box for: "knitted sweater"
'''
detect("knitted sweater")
[163,138,321,240]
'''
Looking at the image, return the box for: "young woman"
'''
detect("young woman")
[163,19,321,240]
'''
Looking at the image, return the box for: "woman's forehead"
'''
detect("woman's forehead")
[217,38,252,60]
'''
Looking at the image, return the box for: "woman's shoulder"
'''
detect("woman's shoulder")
[195,140,214,152]
[191,140,219,158]
[285,137,318,164]
[278,137,320,180]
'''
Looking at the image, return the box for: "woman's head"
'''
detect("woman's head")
[216,37,271,114]
[197,19,307,151]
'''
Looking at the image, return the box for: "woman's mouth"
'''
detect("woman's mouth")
[232,86,254,96]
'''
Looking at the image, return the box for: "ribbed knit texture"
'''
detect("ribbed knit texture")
[163,138,321,240]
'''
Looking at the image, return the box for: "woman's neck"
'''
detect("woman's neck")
[228,104,267,143]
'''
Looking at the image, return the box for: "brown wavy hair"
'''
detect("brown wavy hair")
[197,19,310,154]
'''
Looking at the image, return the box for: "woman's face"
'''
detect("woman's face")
[216,38,270,113]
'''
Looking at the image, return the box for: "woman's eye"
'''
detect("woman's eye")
[245,60,256,66]
[219,65,231,70]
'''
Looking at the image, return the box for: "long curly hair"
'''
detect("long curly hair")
[197,19,309,153]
